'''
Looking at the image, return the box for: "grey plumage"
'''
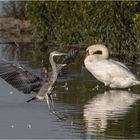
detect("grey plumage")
[0,48,77,109]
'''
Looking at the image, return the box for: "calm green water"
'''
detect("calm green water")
[54,65,140,139]
[0,44,140,139]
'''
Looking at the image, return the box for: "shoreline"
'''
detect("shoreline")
[0,17,33,43]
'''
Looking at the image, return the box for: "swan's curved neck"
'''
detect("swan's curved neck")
[86,45,109,61]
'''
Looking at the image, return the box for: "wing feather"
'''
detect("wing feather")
[0,60,42,93]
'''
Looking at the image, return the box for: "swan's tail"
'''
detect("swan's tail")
[134,80,140,85]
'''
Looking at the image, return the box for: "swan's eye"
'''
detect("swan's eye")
[85,50,89,58]
[86,50,89,54]
[93,50,102,55]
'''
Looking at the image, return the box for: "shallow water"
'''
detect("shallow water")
[0,44,140,139]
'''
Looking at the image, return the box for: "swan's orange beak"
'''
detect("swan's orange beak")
[85,50,89,58]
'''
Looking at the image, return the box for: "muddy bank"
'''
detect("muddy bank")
[0,17,33,43]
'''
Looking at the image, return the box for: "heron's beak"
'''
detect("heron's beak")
[59,53,67,56]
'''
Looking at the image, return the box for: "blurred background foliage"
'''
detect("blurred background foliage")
[25,1,140,62]
[2,1,140,63]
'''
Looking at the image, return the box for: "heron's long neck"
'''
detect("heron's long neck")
[49,55,57,74]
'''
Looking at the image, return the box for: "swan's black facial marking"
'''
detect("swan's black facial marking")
[85,50,90,58]
[93,50,102,55]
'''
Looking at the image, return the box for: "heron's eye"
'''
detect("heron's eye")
[93,50,102,55]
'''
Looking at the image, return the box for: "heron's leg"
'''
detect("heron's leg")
[48,94,55,110]
[48,95,67,120]
[46,96,51,111]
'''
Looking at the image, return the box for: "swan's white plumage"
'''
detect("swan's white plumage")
[84,44,140,88]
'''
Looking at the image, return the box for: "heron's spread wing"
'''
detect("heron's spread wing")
[57,48,77,75]
[0,48,77,95]
[61,48,77,65]
[0,61,42,94]
[56,64,66,74]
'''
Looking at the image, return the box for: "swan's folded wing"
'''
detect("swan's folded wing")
[0,61,43,94]
[94,59,136,80]
[109,59,130,71]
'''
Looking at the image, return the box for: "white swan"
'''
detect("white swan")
[84,44,140,88]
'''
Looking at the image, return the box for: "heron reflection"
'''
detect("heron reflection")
[83,90,140,134]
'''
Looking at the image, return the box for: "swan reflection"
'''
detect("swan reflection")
[83,90,140,134]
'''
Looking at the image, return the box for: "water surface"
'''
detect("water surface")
[0,44,140,139]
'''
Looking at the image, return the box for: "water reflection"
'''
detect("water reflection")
[83,90,140,135]
[0,44,25,61]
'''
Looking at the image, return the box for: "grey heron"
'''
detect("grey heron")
[27,51,67,109]
[0,48,77,110]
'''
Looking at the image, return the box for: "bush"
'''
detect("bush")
[25,1,140,62]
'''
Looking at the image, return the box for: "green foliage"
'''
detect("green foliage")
[25,1,140,62]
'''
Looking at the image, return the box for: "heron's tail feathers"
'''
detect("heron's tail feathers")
[26,97,37,103]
